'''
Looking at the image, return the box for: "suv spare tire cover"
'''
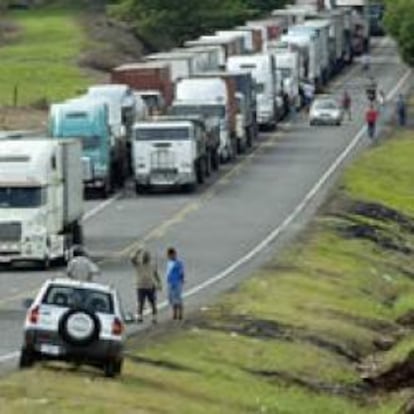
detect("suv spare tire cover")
[59,309,101,346]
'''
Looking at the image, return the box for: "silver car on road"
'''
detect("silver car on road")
[309,98,343,126]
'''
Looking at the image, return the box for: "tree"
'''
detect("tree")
[384,0,414,66]
[109,0,250,51]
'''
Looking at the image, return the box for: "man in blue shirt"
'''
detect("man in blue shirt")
[166,247,185,320]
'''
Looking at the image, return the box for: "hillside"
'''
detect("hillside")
[0,2,144,110]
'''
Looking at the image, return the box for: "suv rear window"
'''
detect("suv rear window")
[42,285,114,314]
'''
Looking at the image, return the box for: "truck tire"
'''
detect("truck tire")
[135,183,148,195]
[196,161,204,184]
[205,155,212,177]
[212,150,220,171]
[72,222,83,246]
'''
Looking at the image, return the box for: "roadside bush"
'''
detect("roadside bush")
[384,0,414,66]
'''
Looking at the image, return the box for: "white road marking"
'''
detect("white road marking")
[0,69,411,365]
[82,193,122,222]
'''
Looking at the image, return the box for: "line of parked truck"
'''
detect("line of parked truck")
[0,0,370,267]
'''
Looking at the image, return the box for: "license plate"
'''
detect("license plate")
[40,344,61,356]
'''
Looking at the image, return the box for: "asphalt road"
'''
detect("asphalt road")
[0,38,411,371]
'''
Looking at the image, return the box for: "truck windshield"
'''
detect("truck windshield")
[0,187,44,208]
[135,128,191,141]
[82,135,101,150]
[170,105,225,119]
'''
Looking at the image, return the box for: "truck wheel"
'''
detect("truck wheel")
[72,222,83,245]
[39,256,50,270]
[196,161,204,184]
[135,183,147,195]
[212,150,220,171]
[205,156,212,177]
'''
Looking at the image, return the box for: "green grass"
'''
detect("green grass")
[345,131,414,216]
[1,132,414,412]
[0,7,92,106]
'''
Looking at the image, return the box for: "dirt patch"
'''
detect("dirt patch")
[0,19,21,46]
[340,220,412,254]
[192,314,362,362]
[247,368,368,400]
[397,311,414,329]
[0,107,47,130]
[366,352,414,392]
[349,201,414,234]
[78,14,145,73]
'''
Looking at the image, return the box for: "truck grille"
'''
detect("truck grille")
[150,150,176,172]
[0,222,22,242]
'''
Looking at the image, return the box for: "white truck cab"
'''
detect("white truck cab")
[132,118,208,192]
[0,139,83,268]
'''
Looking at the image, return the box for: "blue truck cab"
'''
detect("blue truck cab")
[49,99,114,197]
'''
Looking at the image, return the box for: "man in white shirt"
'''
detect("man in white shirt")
[66,246,100,282]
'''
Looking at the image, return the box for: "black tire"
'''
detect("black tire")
[59,309,101,347]
[204,155,211,177]
[196,161,204,184]
[72,222,83,246]
[135,183,147,195]
[103,358,122,378]
[19,348,36,369]
[211,150,220,171]
[39,256,50,271]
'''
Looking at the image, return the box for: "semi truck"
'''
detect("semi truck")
[227,54,278,129]
[111,62,174,110]
[174,76,238,162]
[145,50,201,81]
[192,71,257,151]
[267,44,301,110]
[49,99,124,197]
[132,117,210,192]
[0,139,83,268]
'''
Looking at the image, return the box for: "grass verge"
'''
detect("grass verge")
[1,131,414,413]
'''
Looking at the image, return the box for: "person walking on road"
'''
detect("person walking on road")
[66,246,100,282]
[131,247,161,324]
[166,247,185,321]
[365,104,379,141]
[303,82,315,112]
[341,90,352,121]
[396,94,407,126]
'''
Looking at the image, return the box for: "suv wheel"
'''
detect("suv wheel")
[103,358,123,378]
[19,348,36,369]
[59,309,101,347]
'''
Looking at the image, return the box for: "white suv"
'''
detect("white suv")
[19,278,126,377]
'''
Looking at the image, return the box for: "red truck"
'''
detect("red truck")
[111,62,174,112]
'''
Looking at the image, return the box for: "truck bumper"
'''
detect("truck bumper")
[83,177,107,189]
[135,171,196,187]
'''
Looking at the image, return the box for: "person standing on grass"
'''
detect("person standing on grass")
[365,104,379,141]
[131,247,161,324]
[396,94,407,127]
[166,247,185,321]
[342,90,352,121]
